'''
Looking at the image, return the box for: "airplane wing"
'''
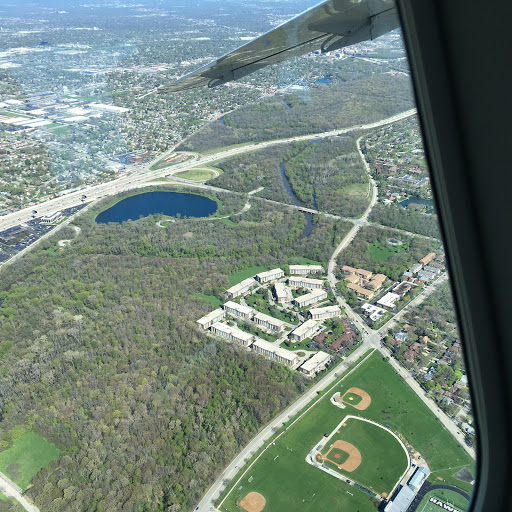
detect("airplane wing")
[158,0,398,93]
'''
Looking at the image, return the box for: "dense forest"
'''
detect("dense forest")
[370,203,441,239]
[213,137,369,218]
[177,73,414,153]
[336,225,441,281]
[0,193,351,511]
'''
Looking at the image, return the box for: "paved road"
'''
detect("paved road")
[0,472,39,512]
[0,109,416,233]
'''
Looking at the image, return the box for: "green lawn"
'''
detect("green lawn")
[220,352,474,512]
[0,111,32,118]
[222,217,238,226]
[368,241,410,262]
[174,169,217,181]
[319,418,408,496]
[417,488,468,512]
[0,433,61,490]
[288,257,324,266]
[194,293,223,309]
[228,266,271,286]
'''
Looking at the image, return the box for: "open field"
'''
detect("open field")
[175,169,217,181]
[368,241,409,262]
[220,352,473,512]
[417,488,468,512]
[0,432,61,490]
[194,293,222,308]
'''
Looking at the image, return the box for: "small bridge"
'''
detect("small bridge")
[297,206,319,214]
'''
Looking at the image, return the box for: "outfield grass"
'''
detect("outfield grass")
[320,418,408,496]
[220,352,474,512]
[175,169,216,181]
[228,266,271,286]
[0,433,61,490]
[195,293,222,309]
[417,488,468,512]
[368,241,409,262]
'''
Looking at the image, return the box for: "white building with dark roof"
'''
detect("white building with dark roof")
[290,319,320,342]
[223,301,254,319]
[299,351,331,376]
[288,276,324,289]
[255,268,284,283]
[197,308,225,329]
[289,264,324,275]
[253,312,285,332]
[309,305,341,320]
[226,277,256,298]
[210,322,254,346]
[292,289,328,308]
[252,339,298,366]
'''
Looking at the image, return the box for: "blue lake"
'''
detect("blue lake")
[219,117,225,125]
[315,77,332,84]
[399,196,435,213]
[95,191,218,224]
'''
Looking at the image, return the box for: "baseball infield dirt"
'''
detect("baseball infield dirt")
[342,387,371,410]
[324,440,362,472]
[240,492,266,512]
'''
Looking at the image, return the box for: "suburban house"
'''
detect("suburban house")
[255,268,284,283]
[273,282,292,304]
[289,264,324,275]
[288,276,324,289]
[289,319,320,342]
[252,339,298,367]
[299,351,331,376]
[226,277,257,298]
[292,289,328,308]
[252,311,285,332]
[309,305,341,320]
[223,301,254,320]
[196,308,225,329]
[210,322,254,346]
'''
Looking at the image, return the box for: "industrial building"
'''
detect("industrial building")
[309,305,341,320]
[253,311,285,332]
[273,282,292,304]
[289,319,320,342]
[226,277,256,298]
[210,322,254,346]
[223,301,254,319]
[289,264,324,275]
[292,289,327,308]
[252,339,298,367]
[196,308,225,329]
[288,276,324,289]
[299,351,331,376]
[255,268,284,283]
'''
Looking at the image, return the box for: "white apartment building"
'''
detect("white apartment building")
[223,301,254,320]
[252,339,298,367]
[197,308,225,329]
[377,292,401,309]
[273,282,292,304]
[299,351,331,376]
[226,277,256,298]
[289,264,324,275]
[292,289,327,308]
[288,276,324,289]
[210,322,254,346]
[309,305,341,321]
[255,268,284,283]
[253,312,285,332]
[289,319,320,342]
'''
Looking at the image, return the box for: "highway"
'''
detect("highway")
[0,108,416,233]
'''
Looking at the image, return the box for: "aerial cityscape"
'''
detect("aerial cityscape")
[0,1,474,512]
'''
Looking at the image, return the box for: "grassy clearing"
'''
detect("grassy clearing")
[368,240,409,262]
[417,488,468,512]
[194,293,222,309]
[220,352,473,512]
[175,169,216,181]
[228,266,271,286]
[0,432,61,490]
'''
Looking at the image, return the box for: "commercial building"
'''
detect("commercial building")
[299,351,331,376]
[361,303,387,321]
[252,339,298,366]
[273,282,292,304]
[292,289,328,308]
[40,211,62,224]
[309,305,341,320]
[253,311,285,332]
[288,276,324,289]
[255,268,284,283]
[377,292,401,309]
[289,319,320,342]
[223,301,254,320]
[347,283,375,300]
[196,308,225,329]
[210,322,254,346]
[226,277,256,298]
[289,264,324,275]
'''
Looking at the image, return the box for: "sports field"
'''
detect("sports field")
[0,432,61,490]
[219,351,474,512]
[417,489,468,512]
[318,417,408,496]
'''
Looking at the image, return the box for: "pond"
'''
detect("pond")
[399,195,435,214]
[95,191,218,224]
